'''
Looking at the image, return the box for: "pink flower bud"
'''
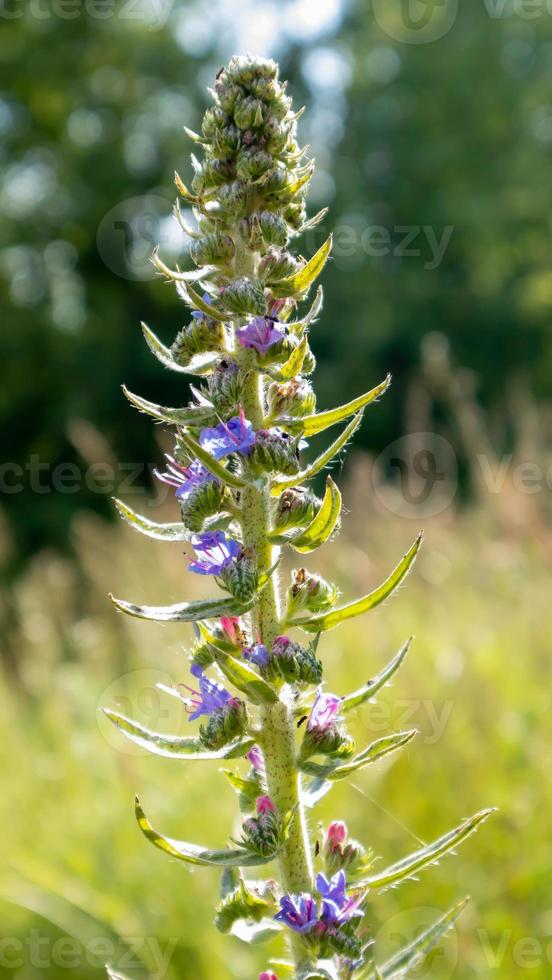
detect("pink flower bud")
[326,820,348,850]
[256,795,276,814]
[259,973,278,980]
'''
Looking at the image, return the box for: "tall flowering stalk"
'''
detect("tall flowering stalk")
[105,56,493,980]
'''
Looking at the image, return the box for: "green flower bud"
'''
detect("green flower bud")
[215,879,276,934]
[217,179,247,215]
[249,430,300,476]
[284,201,308,230]
[324,830,367,878]
[220,550,259,603]
[301,342,317,375]
[260,168,288,199]
[207,358,245,416]
[214,80,242,114]
[226,55,278,87]
[267,378,317,420]
[285,568,339,620]
[220,277,267,315]
[171,316,226,365]
[300,725,354,762]
[200,698,247,751]
[212,123,241,158]
[257,210,289,248]
[263,117,293,155]
[234,95,264,130]
[190,232,235,268]
[240,798,281,857]
[236,148,274,182]
[267,635,323,686]
[326,930,362,960]
[272,487,321,533]
[201,105,225,139]
[180,479,225,533]
[259,249,302,284]
[266,91,292,121]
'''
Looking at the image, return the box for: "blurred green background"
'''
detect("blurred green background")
[1,0,552,977]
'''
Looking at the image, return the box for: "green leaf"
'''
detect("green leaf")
[342,637,412,713]
[297,207,329,235]
[283,166,314,198]
[113,498,191,542]
[178,429,248,489]
[212,648,278,706]
[105,969,131,980]
[302,777,332,808]
[109,593,256,623]
[122,385,214,427]
[285,375,392,437]
[378,898,470,979]
[272,234,332,297]
[282,476,341,553]
[103,710,253,760]
[181,282,233,321]
[141,322,218,375]
[286,285,323,335]
[272,411,364,495]
[267,336,308,382]
[135,798,277,867]
[300,730,417,780]
[362,810,496,891]
[151,247,215,283]
[232,919,281,944]
[290,533,423,631]
[174,170,200,203]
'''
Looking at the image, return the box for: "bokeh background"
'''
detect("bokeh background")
[1,0,552,977]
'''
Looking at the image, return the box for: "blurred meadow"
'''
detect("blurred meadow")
[2,0,552,978]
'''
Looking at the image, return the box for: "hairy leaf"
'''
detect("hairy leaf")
[122,386,214,427]
[181,282,233,320]
[141,322,218,375]
[300,730,417,780]
[272,412,363,495]
[174,170,200,203]
[109,593,255,623]
[272,235,332,297]
[286,285,323,334]
[212,648,278,705]
[103,710,253,760]
[342,638,412,713]
[285,375,392,437]
[268,336,308,382]
[378,898,470,979]
[284,476,342,553]
[290,533,423,631]
[135,798,276,867]
[362,810,496,891]
[113,499,191,542]
[151,247,215,282]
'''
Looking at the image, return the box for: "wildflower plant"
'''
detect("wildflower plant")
[105,55,494,980]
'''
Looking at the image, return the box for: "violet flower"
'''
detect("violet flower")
[184,673,233,721]
[247,745,265,774]
[243,643,270,668]
[199,408,256,459]
[308,692,342,733]
[155,455,215,499]
[188,530,240,575]
[274,893,318,934]
[236,315,285,353]
[316,871,364,927]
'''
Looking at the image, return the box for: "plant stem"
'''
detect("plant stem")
[240,369,314,969]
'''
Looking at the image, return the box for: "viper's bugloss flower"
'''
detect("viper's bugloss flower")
[247,744,265,773]
[189,531,240,575]
[316,871,364,927]
[243,642,270,667]
[185,673,234,721]
[275,893,318,934]
[199,408,256,459]
[236,315,285,353]
[256,795,276,814]
[325,821,348,850]
[155,455,216,499]
[308,692,342,733]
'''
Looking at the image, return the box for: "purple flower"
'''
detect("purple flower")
[188,530,240,575]
[259,973,278,980]
[243,643,269,668]
[316,871,364,927]
[308,692,342,733]
[155,455,215,499]
[247,744,265,773]
[184,672,233,721]
[199,408,256,459]
[236,316,285,354]
[274,893,318,934]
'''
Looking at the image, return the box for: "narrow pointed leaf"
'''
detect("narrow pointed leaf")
[174,170,200,203]
[106,969,131,980]
[142,322,218,375]
[180,282,233,320]
[268,336,308,382]
[300,730,417,780]
[286,285,323,334]
[379,898,470,979]
[178,429,248,488]
[342,638,412,713]
[103,711,253,759]
[363,810,495,891]
[290,533,423,631]
[122,386,214,427]
[285,375,392,437]
[272,412,363,494]
[231,919,282,944]
[135,798,276,867]
[272,235,333,297]
[297,207,329,235]
[109,593,255,623]
[284,476,341,553]
[283,166,314,198]
[212,649,278,705]
[151,248,215,282]
[113,499,191,542]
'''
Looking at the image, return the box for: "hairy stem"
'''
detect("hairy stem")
[240,369,314,968]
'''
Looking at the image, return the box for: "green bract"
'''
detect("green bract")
[104,54,493,980]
